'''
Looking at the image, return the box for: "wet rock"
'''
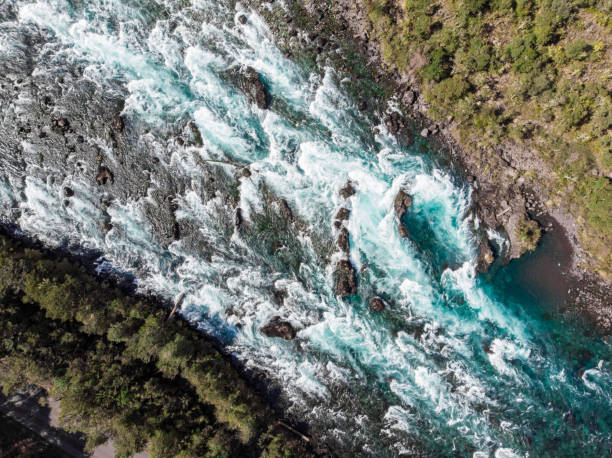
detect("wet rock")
[260,316,296,340]
[63,187,74,197]
[335,207,350,221]
[398,223,410,239]
[357,100,367,111]
[112,115,124,132]
[338,182,355,199]
[96,167,113,185]
[234,208,243,228]
[238,14,247,24]
[172,221,180,240]
[368,297,385,312]
[476,236,495,274]
[52,117,70,133]
[240,167,251,178]
[240,66,269,109]
[334,260,357,297]
[271,288,287,306]
[188,121,203,147]
[278,198,293,222]
[337,227,350,252]
[420,128,430,137]
[333,220,342,229]
[393,189,413,219]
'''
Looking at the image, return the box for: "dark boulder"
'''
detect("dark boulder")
[240,67,269,109]
[337,227,350,252]
[358,100,367,111]
[260,316,296,340]
[96,167,113,185]
[338,182,355,199]
[368,297,385,312]
[234,208,243,228]
[334,260,357,297]
[63,187,74,197]
[394,190,413,219]
[385,111,403,135]
[238,14,247,24]
[335,207,350,221]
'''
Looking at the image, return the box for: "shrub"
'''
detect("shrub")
[559,87,591,130]
[465,38,492,72]
[463,0,489,16]
[422,48,452,82]
[515,0,534,17]
[565,39,592,61]
[517,218,541,252]
[534,10,559,45]
[507,33,541,73]
[425,75,471,108]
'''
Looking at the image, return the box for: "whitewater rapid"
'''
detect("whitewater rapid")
[0,0,611,456]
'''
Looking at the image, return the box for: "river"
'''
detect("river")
[0,0,610,456]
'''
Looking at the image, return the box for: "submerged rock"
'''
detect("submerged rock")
[334,260,357,297]
[394,189,413,219]
[338,182,355,199]
[368,297,385,312]
[337,227,350,252]
[240,66,269,109]
[260,316,296,340]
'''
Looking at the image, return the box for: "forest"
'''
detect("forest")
[0,233,315,457]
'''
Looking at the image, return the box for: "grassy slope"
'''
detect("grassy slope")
[362,0,611,278]
[0,233,314,458]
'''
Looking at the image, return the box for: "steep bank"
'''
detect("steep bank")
[245,0,612,333]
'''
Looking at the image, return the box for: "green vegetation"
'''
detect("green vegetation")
[0,234,315,457]
[517,218,542,252]
[364,0,612,278]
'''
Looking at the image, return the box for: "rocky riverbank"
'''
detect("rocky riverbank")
[244,0,611,335]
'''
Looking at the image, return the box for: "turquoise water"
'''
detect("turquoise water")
[1,0,611,456]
